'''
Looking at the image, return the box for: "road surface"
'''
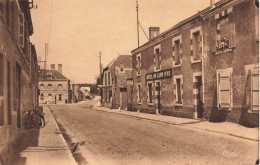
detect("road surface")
[49,104,258,165]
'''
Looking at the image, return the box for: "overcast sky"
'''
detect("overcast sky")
[31,0,217,84]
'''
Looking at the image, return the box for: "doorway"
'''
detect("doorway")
[120,88,127,110]
[15,63,21,128]
[155,81,161,114]
[196,76,203,118]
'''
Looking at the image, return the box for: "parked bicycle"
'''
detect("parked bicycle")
[24,109,45,129]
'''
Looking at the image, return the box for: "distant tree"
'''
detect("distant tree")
[95,74,102,86]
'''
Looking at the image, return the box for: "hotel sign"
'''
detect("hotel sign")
[145,69,172,81]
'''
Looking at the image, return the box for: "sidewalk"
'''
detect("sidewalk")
[93,105,259,141]
[10,106,77,165]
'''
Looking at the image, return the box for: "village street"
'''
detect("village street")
[49,104,258,165]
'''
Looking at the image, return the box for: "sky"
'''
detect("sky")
[30,0,218,84]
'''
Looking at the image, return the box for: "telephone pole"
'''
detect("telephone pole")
[136,0,139,48]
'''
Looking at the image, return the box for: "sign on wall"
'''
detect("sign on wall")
[145,69,172,81]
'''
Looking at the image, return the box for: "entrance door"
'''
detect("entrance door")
[156,82,161,114]
[197,76,203,118]
[15,63,21,128]
[120,88,127,110]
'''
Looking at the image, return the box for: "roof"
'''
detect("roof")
[103,55,132,71]
[38,69,69,81]
[131,0,238,54]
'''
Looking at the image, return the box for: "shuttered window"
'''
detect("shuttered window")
[18,12,24,47]
[147,83,153,103]
[218,72,232,109]
[248,69,259,111]
[137,84,141,103]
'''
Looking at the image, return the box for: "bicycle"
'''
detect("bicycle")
[24,110,45,129]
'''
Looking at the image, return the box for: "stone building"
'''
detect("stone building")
[102,55,132,109]
[0,0,39,164]
[130,0,259,126]
[38,64,71,104]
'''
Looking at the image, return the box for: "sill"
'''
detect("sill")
[154,68,161,72]
[174,103,183,107]
[218,107,231,111]
[248,109,259,114]
[137,74,141,77]
[148,102,154,106]
[213,47,235,55]
[173,64,181,68]
[137,102,142,105]
[191,59,201,64]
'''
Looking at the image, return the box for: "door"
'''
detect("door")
[156,82,161,114]
[120,88,127,110]
[197,76,203,118]
[15,63,21,128]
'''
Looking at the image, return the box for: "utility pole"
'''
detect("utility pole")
[99,51,102,83]
[45,43,48,70]
[136,0,139,48]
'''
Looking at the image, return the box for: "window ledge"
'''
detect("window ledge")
[137,102,142,105]
[191,59,201,64]
[213,47,236,55]
[173,64,181,68]
[148,102,154,106]
[248,109,259,114]
[137,74,141,77]
[174,103,183,107]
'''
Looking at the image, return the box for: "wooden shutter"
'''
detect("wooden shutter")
[219,72,231,108]
[18,12,24,47]
[251,69,259,111]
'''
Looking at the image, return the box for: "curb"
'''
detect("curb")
[47,106,78,165]
[93,106,258,142]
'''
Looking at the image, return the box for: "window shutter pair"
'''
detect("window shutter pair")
[218,72,232,109]
[247,69,259,111]
[18,12,24,48]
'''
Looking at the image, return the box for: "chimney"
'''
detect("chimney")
[51,64,55,70]
[149,27,160,40]
[210,0,215,8]
[58,64,62,74]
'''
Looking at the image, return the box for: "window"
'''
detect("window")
[217,68,232,109]
[105,73,107,86]
[0,0,3,13]
[247,68,259,112]
[46,73,52,79]
[7,61,11,125]
[154,45,161,71]
[147,82,153,103]
[174,75,183,105]
[48,94,52,96]
[136,54,141,76]
[137,84,141,103]
[214,7,236,53]
[40,84,44,87]
[40,94,44,101]
[172,35,182,67]
[6,0,9,26]
[58,84,62,88]
[0,54,4,126]
[48,84,52,87]
[109,90,112,103]
[108,72,110,86]
[59,94,62,101]
[190,27,202,62]
[18,12,24,47]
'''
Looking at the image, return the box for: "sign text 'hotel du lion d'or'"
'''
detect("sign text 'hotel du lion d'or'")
[145,69,172,81]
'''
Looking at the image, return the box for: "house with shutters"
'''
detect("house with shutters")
[130,0,259,126]
[38,64,71,104]
[102,55,132,109]
[0,0,39,164]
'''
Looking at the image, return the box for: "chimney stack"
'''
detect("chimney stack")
[210,0,215,8]
[149,27,160,40]
[58,64,62,74]
[50,64,55,70]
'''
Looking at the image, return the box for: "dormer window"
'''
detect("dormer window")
[46,73,52,79]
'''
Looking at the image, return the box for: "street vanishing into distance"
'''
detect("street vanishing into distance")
[49,103,258,165]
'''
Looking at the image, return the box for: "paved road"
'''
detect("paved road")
[49,104,258,165]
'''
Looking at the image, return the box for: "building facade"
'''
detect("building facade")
[0,0,39,164]
[130,0,259,126]
[38,64,71,104]
[102,55,132,109]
